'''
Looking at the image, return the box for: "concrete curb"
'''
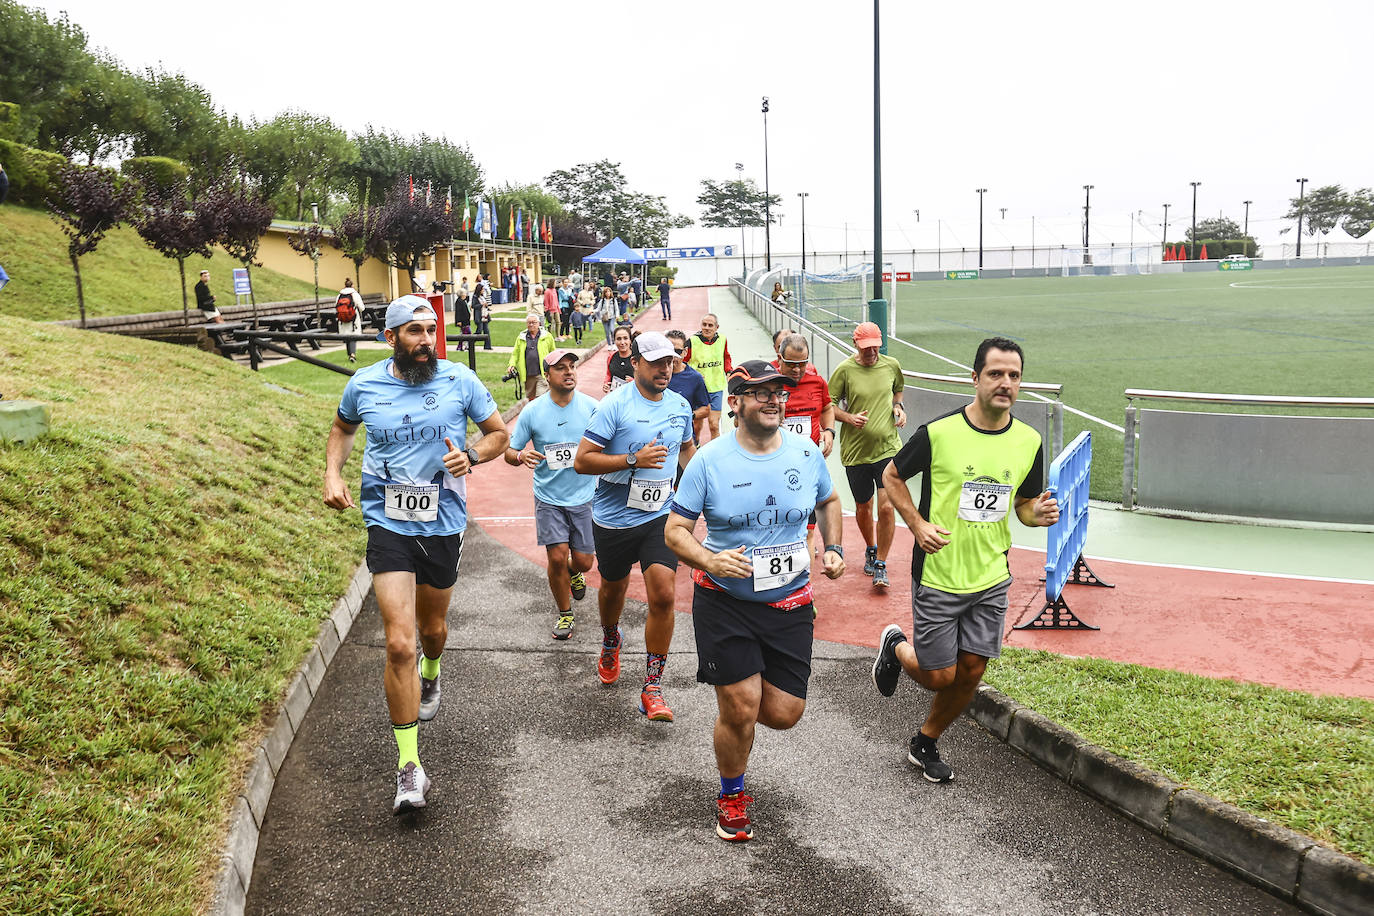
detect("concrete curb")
[207,561,373,916]
[966,684,1374,916]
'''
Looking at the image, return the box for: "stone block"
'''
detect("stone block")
[1070,744,1179,832]
[1006,708,1083,779]
[1166,789,1308,898]
[0,400,50,443]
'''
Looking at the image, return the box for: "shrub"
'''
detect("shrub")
[649,266,677,284]
[0,138,67,205]
[121,156,190,198]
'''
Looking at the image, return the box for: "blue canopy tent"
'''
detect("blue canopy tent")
[581,237,645,264]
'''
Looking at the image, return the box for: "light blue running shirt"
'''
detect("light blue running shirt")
[582,381,693,528]
[671,430,834,604]
[508,390,599,507]
[337,357,497,535]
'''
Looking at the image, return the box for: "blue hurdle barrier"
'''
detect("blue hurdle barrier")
[1014,431,1113,631]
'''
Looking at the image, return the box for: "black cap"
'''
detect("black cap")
[727,359,797,394]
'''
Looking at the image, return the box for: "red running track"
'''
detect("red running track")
[469,287,1374,701]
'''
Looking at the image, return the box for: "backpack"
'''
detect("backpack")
[335,292,357,323]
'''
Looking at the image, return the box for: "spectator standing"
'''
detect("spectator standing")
[596,287,618,345]
[451,282,472,352]
[476,275,493,350]
[543,282,561,336]
[508,314,556,401]
[657,276,672,320]
[558,278,575,339]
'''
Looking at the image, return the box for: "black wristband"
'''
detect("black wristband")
[823,427,836,435]
[824,544,843,558]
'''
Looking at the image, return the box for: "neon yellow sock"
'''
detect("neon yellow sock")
[393,720,420,769]
[419,653,440,680]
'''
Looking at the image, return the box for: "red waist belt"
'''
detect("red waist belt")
[692,568,814,611]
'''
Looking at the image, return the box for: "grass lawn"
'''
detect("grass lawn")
[0,203,319,322]
[881,267,1374,499]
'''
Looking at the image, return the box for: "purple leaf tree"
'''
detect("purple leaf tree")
[47,164,137,327]
[132,179,215,325]
[206,176,274,326]
[375,178,453,292]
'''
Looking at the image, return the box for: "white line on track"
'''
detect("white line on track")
[1008,544,1374,585]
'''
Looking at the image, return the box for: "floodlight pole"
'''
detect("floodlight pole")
[976,188,987,269]
[1295,178,1308,258]
[1162,203,1170,252]
[797,192,809,271]
[762,97,772,270]
[869,0,886,352]
[1082,185,1094,264]
[735,162,746,277]
[1242,200,1252,238]
[1190,181,1201,260]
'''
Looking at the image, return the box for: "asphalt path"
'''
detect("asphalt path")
[245,523,1296,915]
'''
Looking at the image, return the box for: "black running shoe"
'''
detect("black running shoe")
[872,624,906,697]
[569,571,587,601]
[552,611,575,641]
[908,736,954,783]
[863,546,878,576]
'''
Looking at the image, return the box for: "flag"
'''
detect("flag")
[516,208,523,241]
[547,219,554,244]
[444,186,452,216]
[408,175,414,202]
[508,205,515,240]
[463,193,470,232]
[474,199,483,235]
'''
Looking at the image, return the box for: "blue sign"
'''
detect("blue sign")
[232,268,252,296]
[639,246,723,260]
[0,262,8,293]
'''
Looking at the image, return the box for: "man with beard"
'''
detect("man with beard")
[829,322,906,589]
[504,350,599,640]
[665,360,845,842]
[574,331,696,722]
[324,295,510,814]
[871,337,1057,783]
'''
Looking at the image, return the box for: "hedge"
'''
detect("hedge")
[121,156,190,197]
[0,138,67,206]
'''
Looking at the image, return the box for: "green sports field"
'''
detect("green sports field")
[877,266,1374,501]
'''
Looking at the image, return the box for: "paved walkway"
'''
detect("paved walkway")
[243,521,1297,915]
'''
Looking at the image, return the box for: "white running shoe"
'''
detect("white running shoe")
[393,761,431,814]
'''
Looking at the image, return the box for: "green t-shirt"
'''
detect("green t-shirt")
[828,354,905,466]
[890,406,1044,594]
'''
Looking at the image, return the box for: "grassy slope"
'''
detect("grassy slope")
[0,203,319,322]
[888,267,1374,499]
[0,316,364,914]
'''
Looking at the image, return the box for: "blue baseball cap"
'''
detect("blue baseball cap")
[384,295,436,330]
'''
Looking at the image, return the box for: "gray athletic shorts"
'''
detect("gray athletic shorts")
[911,578,1010,671]
[534,498,594,554]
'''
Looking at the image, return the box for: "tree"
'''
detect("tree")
[0,4,91,147]
[546,160,692,245]
[1186,216,1242,242]
[133,179,215,324]
[248,111,357,221]
[344,128,482,210]
[330,181,384,296]
[374,178,452,291]
[1342,188,1374,239]
[1284,184,1348,237]
[206,177,275,324]
[47,164,135,327]
[697,178,780,229]
[43,55,149,165]
[287,222,327,322]
[129,68,226,169]
[616,191,693,249]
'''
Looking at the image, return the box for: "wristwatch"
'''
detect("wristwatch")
[824,544,844,558]
[466,447,480,469]
[626,451,638,467]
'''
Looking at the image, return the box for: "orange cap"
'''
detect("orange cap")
[853,321,883,347]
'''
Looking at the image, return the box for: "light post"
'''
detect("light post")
[1295,178,1308,258]
[869,0,885,349]
[912,209,919,222]
[976,188,987,269]
[1242,200,1252,238]
[1162,203,1170,254]
[797,192,809,272]
[999,208,1007,220]
[761,97,772,270]
[735,162,746,276]
[1082,184,1094,264]
[1190,181,1201,260]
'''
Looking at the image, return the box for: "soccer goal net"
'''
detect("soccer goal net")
[785,262,896,332]
[1058,246,1156,276]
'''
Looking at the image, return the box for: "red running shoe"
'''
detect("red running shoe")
[716,792,754,842]
[638,684,674,721]
[597,630,621,685]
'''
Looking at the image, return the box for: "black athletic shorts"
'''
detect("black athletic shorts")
[365,526,463,589]
[592,515,678,581]
[844,456,893,505]
[692,583,815,699]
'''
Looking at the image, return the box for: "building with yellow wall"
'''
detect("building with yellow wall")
[256,222,545,300]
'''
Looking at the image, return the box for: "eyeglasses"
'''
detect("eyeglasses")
[736,388,791,404]
[672,348,686,356]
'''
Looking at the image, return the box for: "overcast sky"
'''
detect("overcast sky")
[28,0,1372,250]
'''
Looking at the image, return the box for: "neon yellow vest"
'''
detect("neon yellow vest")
[690,333,728,392]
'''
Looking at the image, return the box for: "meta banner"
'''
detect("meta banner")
[639,246,733,259]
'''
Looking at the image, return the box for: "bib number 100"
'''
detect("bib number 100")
[391,491,432,512]
[384,483,440,522]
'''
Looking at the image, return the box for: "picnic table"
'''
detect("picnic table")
[198,321,250,359]
[360,305,387,331]
[254,313,320,350]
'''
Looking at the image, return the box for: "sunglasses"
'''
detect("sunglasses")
[672,348,686,355]
[779,358,808,367]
